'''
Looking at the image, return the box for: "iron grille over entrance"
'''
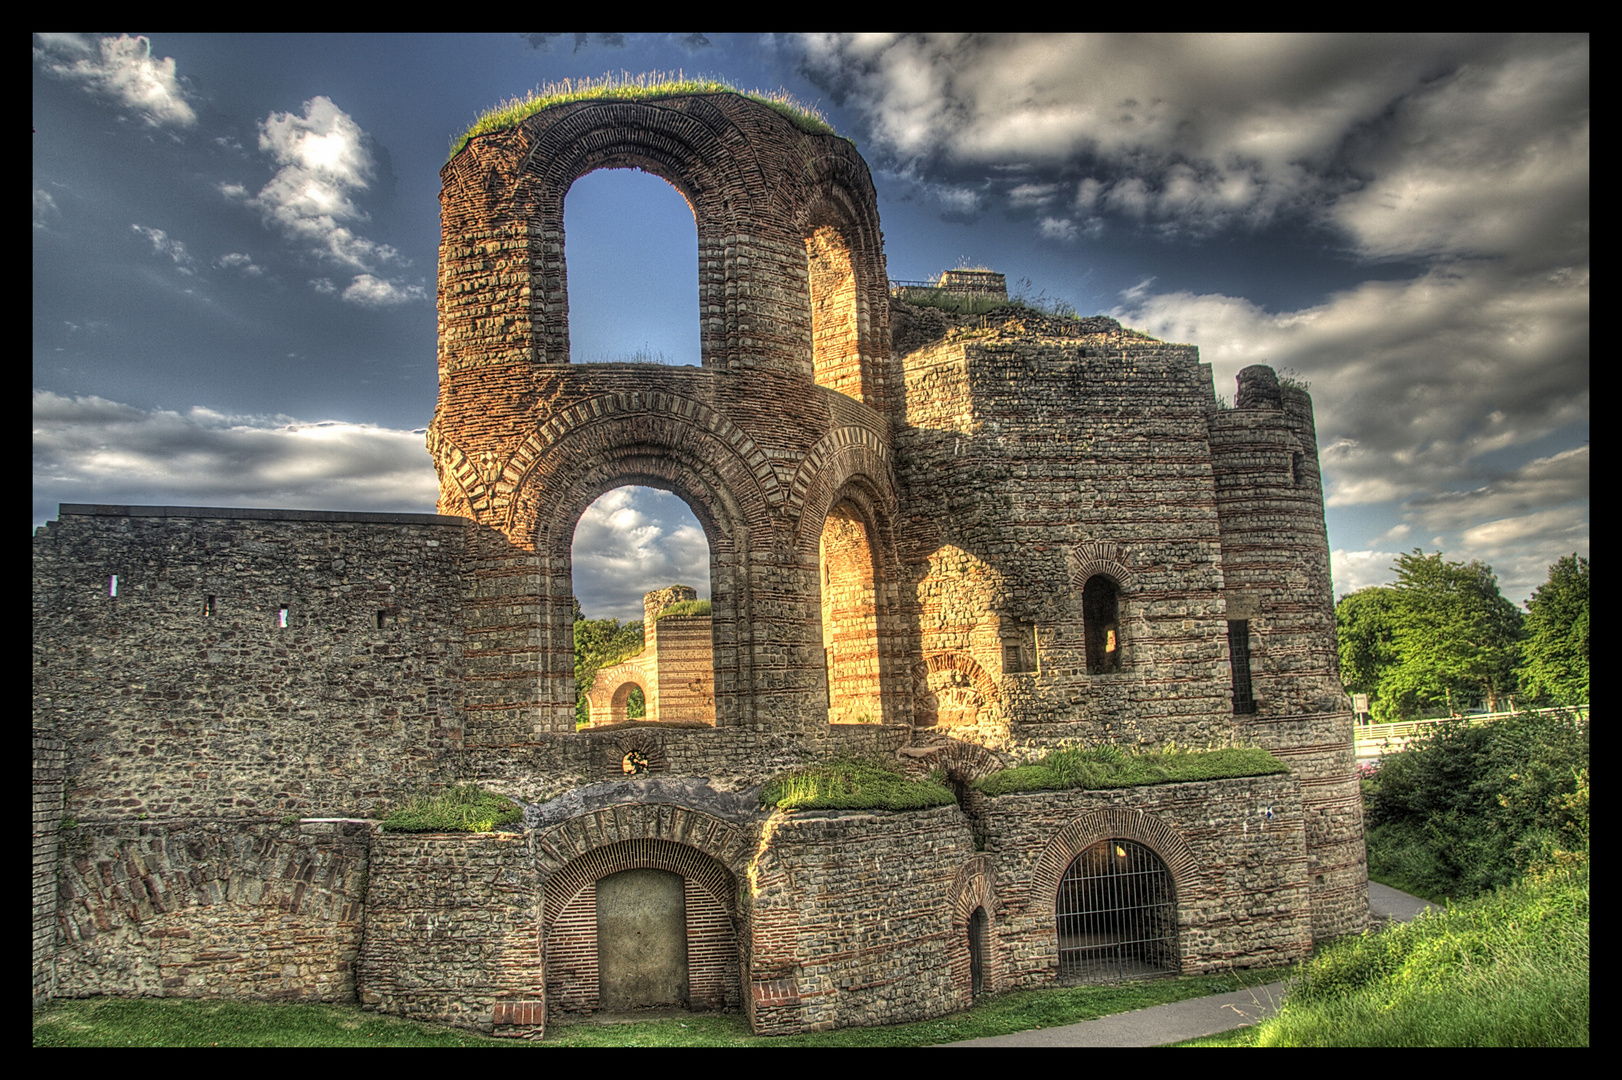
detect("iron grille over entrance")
[1056,839,1178,981]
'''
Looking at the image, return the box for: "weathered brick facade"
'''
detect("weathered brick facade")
[32,91,1367,1036]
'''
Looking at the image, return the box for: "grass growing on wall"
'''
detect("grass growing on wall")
[974,743,1288,797]
[653,598,712,620]
[759,758,956,812]
[452,71,839,160]
[380,784,522,833]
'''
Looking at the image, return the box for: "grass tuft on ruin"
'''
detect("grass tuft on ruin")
[654,598,712,620]
[760,758,957,812]
[452,71,839,160]
[380,784,523,833]
[974,743,1288,797]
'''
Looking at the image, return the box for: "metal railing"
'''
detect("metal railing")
[1355,705,1588,757]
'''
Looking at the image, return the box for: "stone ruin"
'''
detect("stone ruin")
[32,90,1368,1037]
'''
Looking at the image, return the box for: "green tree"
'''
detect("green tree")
[1518,555,1589,706]
[1336,586,1400,699]
[1377,550,1523,719]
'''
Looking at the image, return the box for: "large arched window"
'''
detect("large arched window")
[565,168,700,365]
[1056,839,1177,981]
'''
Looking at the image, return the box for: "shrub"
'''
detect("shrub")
[381,785,523,833]
[1363,709,1588,899]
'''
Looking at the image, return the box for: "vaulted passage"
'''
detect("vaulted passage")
[1056,839,1178,981]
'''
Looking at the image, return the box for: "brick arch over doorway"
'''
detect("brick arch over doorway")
[540,835,746,1017]
[1026,808,1201,925]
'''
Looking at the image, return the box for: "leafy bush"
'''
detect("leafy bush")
[760,758,956,812]
[381,785,523,833]
[974,743,1288,797]
[1363,709,1588,899]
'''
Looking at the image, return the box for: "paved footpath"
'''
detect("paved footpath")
[943,882,1434,1047]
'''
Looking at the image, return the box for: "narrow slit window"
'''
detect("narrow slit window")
[376,610,387,629]
[1083,576,1122,674]
[204,595,216,617]
[277,605,289,629]
[109,574,118,598]
[1228,619,1256,714]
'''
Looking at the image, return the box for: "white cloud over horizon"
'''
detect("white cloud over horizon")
[34,33,197,129]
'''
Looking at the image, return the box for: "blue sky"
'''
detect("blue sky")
[33,34,1588,617]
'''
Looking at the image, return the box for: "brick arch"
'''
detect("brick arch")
[922,652,1001,706]
[500,97,769,370]
[788,424,895,558]
[948,855,1002,999]
[1027,808,1201,921]
[796,160,890,409]
[536,805,751,925]
[501,391,784,531]
[1067,541,1138,592]
[801,471,912,727]
[498,396,783,729]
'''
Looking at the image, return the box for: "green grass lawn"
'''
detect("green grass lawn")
[34,968,1279,1048]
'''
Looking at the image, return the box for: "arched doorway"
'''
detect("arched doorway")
[544,838,743,1016]
[1055,839,1178,981]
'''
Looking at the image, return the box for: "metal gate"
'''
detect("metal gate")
[1056,839,1178,981]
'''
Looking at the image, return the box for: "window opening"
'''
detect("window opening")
[968,906,988,997]
[1228,620,1256,714]
[1056,839,1178,982]
[204,595,216,617]
[564,168,699,366]
[109,574,118,598]
[1083,576,1122,674]
[572,486,715,728]
[277,605,289,629]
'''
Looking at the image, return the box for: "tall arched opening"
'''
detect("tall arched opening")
[571,484,716,728]
[564,168,700,366]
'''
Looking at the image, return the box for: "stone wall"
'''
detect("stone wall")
[358,832,543,1038]
[33,734,65,1006]
[53,819,370,1001]
[979,773,1313,986]
[32,506,468,822]
[749,804,979,1032]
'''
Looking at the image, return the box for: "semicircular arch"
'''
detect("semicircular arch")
[1027,808,1200,921]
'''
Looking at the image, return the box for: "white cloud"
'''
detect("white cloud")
[34,189,59,229]
[131,223,196,273]
[32,391,437,528]
[237,96,426,307]
[34,33,196,129]
[571,486,710,620]
[342,274,428,307]
[216,252,263,276]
